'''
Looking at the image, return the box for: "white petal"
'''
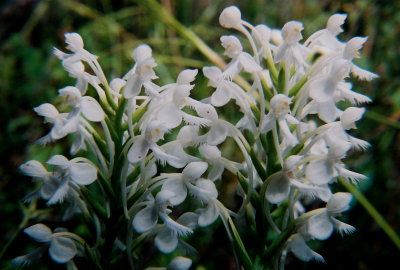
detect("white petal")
[307,211,334,240]
[20,160,49,178]
[161,214,193,236]
[34,103,59,122]
[340,107,365,130]
[337,166,367,183]
[211,84,232,107]
[181,112,211,127]
[289,234,325,262]
[57,114,80,137]
[198,202,219,227]
[161,178,187,205]
[208,163,225,181]
[109,78,126,93]
[155,227,178,254]
[190,179,218,202]
[238,53,262,73]
[177,69,198,84]
[182,162,208,181]
[155,189,175,205]
[59,86,81,105]
[151,143,181,165]
[177,125,199,146]
[81,96,104,122]
[278,119,298,146]
[318,101,341,123]
[195,103,218,120]
[127,137,150,163]
[124,74,142,98]
[47,155,70,169]
[203,66,223,86]
[133,44,152,62]
[326,192,352,215]
[156,103,182,129]
[49,236,77,263]
[306,159,334,185]
[207,122,229,145]
[331,217,356,236]
[47,182,70,205]
[24,224,53,243]
[219,6,242,29]
[162,142,198,168]
[69,161,97,185]
[260,113,275,133]
[351,64,378,81]
[199,144,221,159]
[167,256,192,270]
[327,13,347,35]
[176,212,199,230]
[266,172,290,204]
[65,32,84,52]
[132,205,158,233]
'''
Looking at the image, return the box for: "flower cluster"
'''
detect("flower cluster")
[16,6,376,269]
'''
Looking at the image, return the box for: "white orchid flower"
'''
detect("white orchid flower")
[43,155,97,205]
[261,94,299,147]
[220,35,262,79]
[22,224,77,264]
[154,84,211,129]
[305,134,354,186]
[322,107,370,153]
[305,13,347,54]
[275,21,311,75]
[160,162,208,205]
[33,103,69,144]
[124,44,159,98]
[300,192,356,240]
[154,212,198,254]
[285,233,325,262]
[57,86,104,138]
[265,155,327,204]
[195,104,234,146]
[127,120,181,165]
[54,33,107,86]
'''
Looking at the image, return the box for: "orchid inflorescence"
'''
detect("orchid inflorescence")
[16,5,376,269]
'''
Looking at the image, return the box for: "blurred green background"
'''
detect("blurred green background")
[0,0,399,269]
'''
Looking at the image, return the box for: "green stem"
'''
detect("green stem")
[365,111,400,130]
[261,222,296,266]
[0,201,36,261]
[339,177,400,250]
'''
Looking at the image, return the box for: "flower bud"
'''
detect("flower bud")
[281,21,304,44]
[64,32,84,52]
[252,24,272,44]
[133,44,152,63]
[327,13,347,35]
[220,35,243,58]
[219,6,242,29]
[270,29,283,45]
